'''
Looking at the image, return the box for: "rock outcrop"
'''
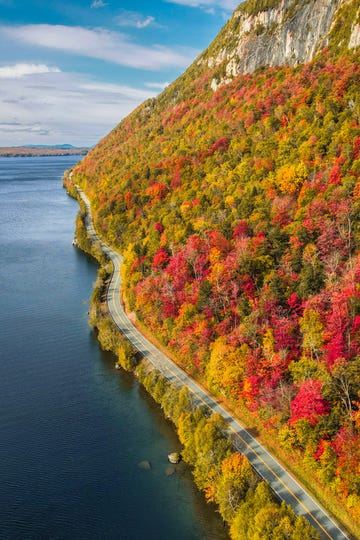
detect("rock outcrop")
[197,0,357,90]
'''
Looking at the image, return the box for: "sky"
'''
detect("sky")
[0,0,240,147]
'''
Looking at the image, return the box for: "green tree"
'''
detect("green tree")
[117,339,137,371]
[215,452,258,522]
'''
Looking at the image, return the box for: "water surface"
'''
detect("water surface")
[0,156,228,540]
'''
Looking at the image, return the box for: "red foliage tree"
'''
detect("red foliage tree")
[152,247,170,270]
[290,379,330,425]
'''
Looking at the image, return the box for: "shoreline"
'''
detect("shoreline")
[68,179,350,540]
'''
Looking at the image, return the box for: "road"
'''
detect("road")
[77,187,350,540]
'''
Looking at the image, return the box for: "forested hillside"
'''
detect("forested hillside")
[67,0,360,530]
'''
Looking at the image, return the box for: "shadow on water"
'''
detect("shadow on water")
[136,383,230,540]
[90,328,229,540]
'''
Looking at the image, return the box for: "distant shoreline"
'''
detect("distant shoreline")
[0,147,89,158]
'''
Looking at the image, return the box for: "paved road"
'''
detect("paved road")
[77,187,350,540]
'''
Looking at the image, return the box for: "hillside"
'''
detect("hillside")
[67,0,360,535]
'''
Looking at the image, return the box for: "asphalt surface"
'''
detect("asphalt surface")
[77,187,350,540]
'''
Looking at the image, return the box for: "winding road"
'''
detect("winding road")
[77,187,350,540]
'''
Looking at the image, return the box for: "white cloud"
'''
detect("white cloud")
[135,16,154,29]
[2,24,197,70]
[164,0,238,11]
[80,81,156,100]
[0,122,51,136]
[145,81,169,90]
[0,69,159,146]
[115,11,155,29]
[91,0,106,8]
[0,63,60,79]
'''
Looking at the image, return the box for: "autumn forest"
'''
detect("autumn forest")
[66,0,360,535]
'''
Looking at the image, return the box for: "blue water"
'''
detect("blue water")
[0,156,227,540]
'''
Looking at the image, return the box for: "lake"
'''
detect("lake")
[0,156,228,540]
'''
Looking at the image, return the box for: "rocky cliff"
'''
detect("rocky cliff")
[197,0,359,90]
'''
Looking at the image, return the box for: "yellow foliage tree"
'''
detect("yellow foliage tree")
[206,337,247,398]
[276,162,308,194]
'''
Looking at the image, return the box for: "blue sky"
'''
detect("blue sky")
[0,0,239,147]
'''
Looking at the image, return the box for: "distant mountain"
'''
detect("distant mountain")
[67,1,360,537]
[25,144,76,149]
[0,145,89,157]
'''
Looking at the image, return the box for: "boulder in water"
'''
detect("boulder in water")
[138,460,151,470]
[168,452,181,464]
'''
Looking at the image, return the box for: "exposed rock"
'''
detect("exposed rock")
[211,77,233,92]
[200,0,348,90]
[168,452,181,464]
[349,22,360,49]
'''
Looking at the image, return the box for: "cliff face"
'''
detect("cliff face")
[349,18,360,48]
[199,0,357,90]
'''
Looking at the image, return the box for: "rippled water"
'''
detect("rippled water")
[0,156,228,540]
